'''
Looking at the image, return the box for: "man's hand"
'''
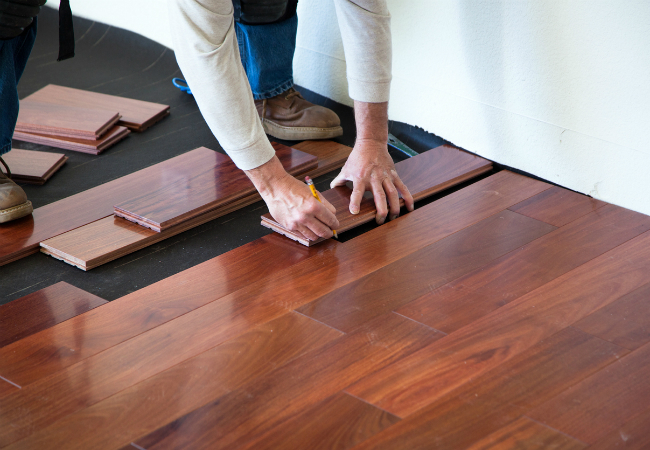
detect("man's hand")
[246,155,339,241]
[331,101,414,224]
[0,0,45,40]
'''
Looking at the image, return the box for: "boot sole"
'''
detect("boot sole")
[262,120,343,141]
[0,200,33,223]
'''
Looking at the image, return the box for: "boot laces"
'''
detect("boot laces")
[0,156,11,179]
[284,88,302,101]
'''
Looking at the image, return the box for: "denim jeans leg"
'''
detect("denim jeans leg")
[0,18,38,156]
[234,14,297,100]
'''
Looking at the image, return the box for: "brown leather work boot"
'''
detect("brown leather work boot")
[255,88,343,140]
[0,156,33,223]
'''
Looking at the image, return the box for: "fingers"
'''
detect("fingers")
[371,179,389,224]
[330,171,349,189]
[392,172,414,212]
[295,224,319,242]
[382,178,401,221]
[321,196,337,215]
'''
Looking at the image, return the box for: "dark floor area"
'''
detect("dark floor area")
[1,8,450,304]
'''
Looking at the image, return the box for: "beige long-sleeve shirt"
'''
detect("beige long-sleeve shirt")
[169,0,392,170]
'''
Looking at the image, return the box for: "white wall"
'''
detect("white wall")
[51,0,650,215]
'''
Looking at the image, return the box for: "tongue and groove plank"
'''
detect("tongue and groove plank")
[345,229,650,418]
[346,328,624,450]
[296,210,556,333]
[13,125,131,155]
[261,145,493,245]
[1,149,67,185]
[292,140,353,179]
[23,84,170,132]
[114,142,317,232]
[0,143,307,266]
[396,203,650,334]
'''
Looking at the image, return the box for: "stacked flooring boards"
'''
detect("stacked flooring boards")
[1,149,67,185]
[2,169,650,449]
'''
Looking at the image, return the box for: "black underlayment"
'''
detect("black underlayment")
[1,7,450,304]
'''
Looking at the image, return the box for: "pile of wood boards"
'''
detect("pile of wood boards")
[13,85,170,154]
[1,149,67,185]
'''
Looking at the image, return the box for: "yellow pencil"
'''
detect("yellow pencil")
[305,176,337,239]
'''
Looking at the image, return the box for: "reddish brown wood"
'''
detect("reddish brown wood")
[1,149,67,185]
[297,210,556,333]
[261,145,493,245]
[16,100,120,139]
[587,407,650,450]
[573,282,650,350]
[346,229,650,418]
[13,126,130,155]
[0,282,106,349]
[292,140,353,178]
[23,84,170,132]
[0,379,18,398]
[115,142,317,232]
[348,327,624,450]
[528,341,650,444]
[509,186,606,227]
[396,204,650,333]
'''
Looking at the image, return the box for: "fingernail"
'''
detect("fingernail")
[390,214,398,221]
[378,217,385,225]
[351,208,359,214]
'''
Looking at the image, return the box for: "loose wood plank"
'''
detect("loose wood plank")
[114,142,317,232]
[396,203,650,333]
[13,126,130,155]
[16,100,120,139]
[0,282,106,349]
[292,140,353,178]
[509,185,606,227]
[349,327,625,450]
[528,341,650,444]
[573,282,650,350]
[464,417,587,450]
[24,84,170,132]
[261,145,493,245]
[297,210,556,333]
[1,149,67,185]
[587,407,650,450]
[0,312,343,448]
[346,229,650,418]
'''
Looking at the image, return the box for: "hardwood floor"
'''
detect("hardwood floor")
[1,164,648,450]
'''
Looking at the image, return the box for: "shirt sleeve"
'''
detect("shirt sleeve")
[168,0,276,170]
[333,0,392,103]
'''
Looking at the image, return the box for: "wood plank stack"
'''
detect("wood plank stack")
[13,85,170,154]
[1,149,67,185]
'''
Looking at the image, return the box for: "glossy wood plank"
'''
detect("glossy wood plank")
[348,327,625,450]
[297,210,556,333]
[261,145,493,245]
[24,84,170,131]
[13,126,130,155]
[587,406,650,450]
[16,100,120,139]
[573,282,650,350]
[346,229,650,418]
[528,341,650,444]
[0,234,332,388]
[0,312,343,448]
[0,379,19,398]
[115,142,317,232]
[464,417,587,450]
[292,140,352,178]
[396,204,650,333]
[0,281,106,349]
[509,186,606,227]
[1,149,67,185]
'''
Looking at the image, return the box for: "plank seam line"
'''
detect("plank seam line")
[523,414,590,446]
[129,443,146,450]
[508,202,607,228]
[391,311,448,336]
[0,375,21,389]
[342,390,404,419]
[566,324,634,353]
[292,310,348,335]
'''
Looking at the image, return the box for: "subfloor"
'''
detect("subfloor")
[2,8,650,450]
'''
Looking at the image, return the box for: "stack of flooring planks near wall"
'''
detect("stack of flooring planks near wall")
[4,170,649,449]
[261,144,493,246]
[1,149,67,185]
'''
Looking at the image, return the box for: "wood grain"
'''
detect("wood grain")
[297,210,556,333]
[1,149,67,185]
[13,126,130,155]
[396,203,650,333]
[346,229,650,418]
[528,341,650,444]
[115,142,317,232]
[509,185,606,227]
[292,140,353,178]
[573,282,650,350]
[0,312,343,448]
[261,145,493,245]
[16,100,120,139]
[464,417,587,450]
[24,84,170,132]
[0,379,18,399]
[349,327,625,450]
[587,406,650,450]
[0,281,106,349]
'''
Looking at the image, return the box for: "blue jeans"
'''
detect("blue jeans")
[235,14,297,100]
[0,19,38,156]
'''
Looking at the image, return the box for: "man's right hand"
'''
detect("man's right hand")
[0,0,45,40]
[246,155,339,241]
